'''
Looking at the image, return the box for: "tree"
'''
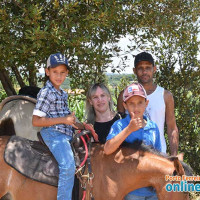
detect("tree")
[0,0,129,94]
[0,0,199,94]
[147,9,200,174]
[119,0,200,174]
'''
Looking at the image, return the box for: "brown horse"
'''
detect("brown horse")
[0,119,192,200]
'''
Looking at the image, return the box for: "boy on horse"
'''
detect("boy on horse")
[104,82,162,200]
[32,53,84,200]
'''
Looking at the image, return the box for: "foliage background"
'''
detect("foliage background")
[0,0,199,188]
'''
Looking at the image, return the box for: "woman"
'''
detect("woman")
[85,83,120,144]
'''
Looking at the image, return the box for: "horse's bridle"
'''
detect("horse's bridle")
[71,130,95,200]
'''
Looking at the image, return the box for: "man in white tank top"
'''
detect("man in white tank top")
[117,52,179,155]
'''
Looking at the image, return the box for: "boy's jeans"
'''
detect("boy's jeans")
[125,194,158,200]
[41,127,75,200]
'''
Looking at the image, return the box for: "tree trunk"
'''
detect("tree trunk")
[11,65,25,88]
[0,69,16,96]
[28,67,37,86]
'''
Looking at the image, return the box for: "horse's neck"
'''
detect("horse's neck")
[114,150,175,197]
[143,153,189,200]
[90,146,178,200]
[90,147,175,199]
[142,153,174,187]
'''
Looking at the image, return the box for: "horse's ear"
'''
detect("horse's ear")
[171,157,185,176]
[177,153,184,161]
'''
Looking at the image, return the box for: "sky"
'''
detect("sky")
[107,36,136,74]
[109,32,200,74]
[40,33,200,75]
[39,36,136,74]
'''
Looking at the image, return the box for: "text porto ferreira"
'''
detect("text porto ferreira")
[165,175,200,192]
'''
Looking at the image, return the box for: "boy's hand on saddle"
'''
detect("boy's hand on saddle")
[83,123,99,142]
[65,112,79,129]
[127,112,143,133]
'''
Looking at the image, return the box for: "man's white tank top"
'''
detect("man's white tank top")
[144,86,166,153]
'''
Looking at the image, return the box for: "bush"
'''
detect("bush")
[68,93,86,122]
[0,88,7,102]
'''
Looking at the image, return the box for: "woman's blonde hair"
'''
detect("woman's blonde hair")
[85,83,114,124]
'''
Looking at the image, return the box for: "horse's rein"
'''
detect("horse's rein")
[73,130,95,200]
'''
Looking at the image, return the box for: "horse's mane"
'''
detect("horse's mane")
[0,117,16,136]
[121,140,162,155]
[121,140,193,176]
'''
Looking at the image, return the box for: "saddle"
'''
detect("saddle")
[4,131,91,187]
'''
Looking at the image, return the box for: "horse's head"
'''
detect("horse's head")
[119,142,193,200]
[161,156,193,200]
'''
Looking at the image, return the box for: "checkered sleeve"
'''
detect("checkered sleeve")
[33,88,52,117]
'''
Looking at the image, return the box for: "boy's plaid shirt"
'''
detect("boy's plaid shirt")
[33,80,73,136]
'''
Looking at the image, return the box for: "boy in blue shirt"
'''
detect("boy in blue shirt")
[104,82,162,200]
[32,53,83,200]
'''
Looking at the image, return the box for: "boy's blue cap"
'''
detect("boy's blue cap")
[47,53,70,70]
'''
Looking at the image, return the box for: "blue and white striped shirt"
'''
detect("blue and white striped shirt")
[33,80,73,136]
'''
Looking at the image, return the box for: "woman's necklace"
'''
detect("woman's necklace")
[96,111,115,122]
